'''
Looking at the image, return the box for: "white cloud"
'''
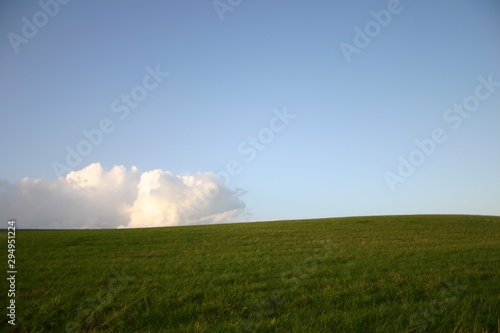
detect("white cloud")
[0,163,247,229]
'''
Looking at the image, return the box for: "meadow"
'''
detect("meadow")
[1,214,499,332]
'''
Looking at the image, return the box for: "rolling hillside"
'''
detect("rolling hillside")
[2,215,499,332]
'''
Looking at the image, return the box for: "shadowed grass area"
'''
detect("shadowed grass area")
[1,215,499,332]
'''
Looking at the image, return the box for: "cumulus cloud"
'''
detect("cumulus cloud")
[0,163,247,229]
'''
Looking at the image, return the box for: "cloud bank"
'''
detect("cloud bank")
[0,163,247,229]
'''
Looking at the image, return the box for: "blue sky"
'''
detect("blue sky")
[1,0,499,228]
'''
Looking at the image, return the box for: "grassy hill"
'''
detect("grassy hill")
[2,215,499,332]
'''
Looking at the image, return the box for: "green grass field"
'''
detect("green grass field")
[2,215,499,332]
